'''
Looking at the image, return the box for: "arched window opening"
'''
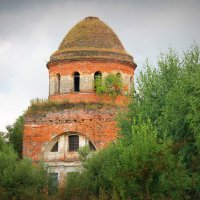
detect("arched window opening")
[56,73,60,94]
[73,72,80,92]
[89,141,96,151]
[69,135,79,152]
[94,71,102,91]
[94,71,102,79]
[116,72,121,77]
[45,133,95,161]
[51,141,58,152]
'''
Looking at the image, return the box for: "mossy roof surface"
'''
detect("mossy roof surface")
[49,17,134,65]
[25,100,119,116]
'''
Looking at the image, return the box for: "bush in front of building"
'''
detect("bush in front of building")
[0,136,49,200]
[63,118,190,200]
[5,115,24,158]
[63,44,200,199]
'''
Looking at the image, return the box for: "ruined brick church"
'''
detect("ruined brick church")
[23,16,136,185]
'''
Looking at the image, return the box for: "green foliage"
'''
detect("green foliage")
[48,173,59,196]
[94,74,123,98]
[78,145,93,162]
[6,115,24,158]
[118,43,200,198]
[26,98,113,115]
[2,44,199,199]
[63,119,190,199]
[63,44,200,199]
[0,136,49,199]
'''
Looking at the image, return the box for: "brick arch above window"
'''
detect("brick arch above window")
[43,132,96,161]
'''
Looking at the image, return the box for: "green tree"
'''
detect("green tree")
[63,44,200,199]
[64,119,190,200]
[118,44,200,198]
[0,135,49,200]
[6,115,24,158]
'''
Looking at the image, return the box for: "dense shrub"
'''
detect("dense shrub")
[63,119,190,200]
[26,99,113,115]
[0,136,49,200]
[5,115,24,158]
[94,73,123,98]
[119,44,200,196]
[63,44,200,199]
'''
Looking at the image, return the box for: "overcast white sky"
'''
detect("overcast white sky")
[0,0,200,131]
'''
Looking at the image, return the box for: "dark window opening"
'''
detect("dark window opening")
[69,135,79,152]
[73,72,80,92]
[94,71,102,91]
[48,173,58,195]
[116,72,121,77]
[51,141,58,152]
[130,75,133,82]
[89,141,96,151]
[94,71,102,78]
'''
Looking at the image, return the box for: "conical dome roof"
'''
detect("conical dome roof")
[49,17,135,66]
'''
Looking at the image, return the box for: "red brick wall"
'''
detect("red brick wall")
[48,60,134,104]
[23,59,134,162]
[48,60,134,76]
[49,93,129,106]
[23,106,118,161]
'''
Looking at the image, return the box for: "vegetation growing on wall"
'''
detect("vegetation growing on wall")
[51,17,133,65]
[56,17,127,55]
[94,73,123,98]
[26,99,116,115]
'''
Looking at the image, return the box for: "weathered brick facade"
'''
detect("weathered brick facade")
[23,16,136,185]
[48,60,134,99]
[24,106,118,160]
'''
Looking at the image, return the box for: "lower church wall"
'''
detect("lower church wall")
[23,106,119,161]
